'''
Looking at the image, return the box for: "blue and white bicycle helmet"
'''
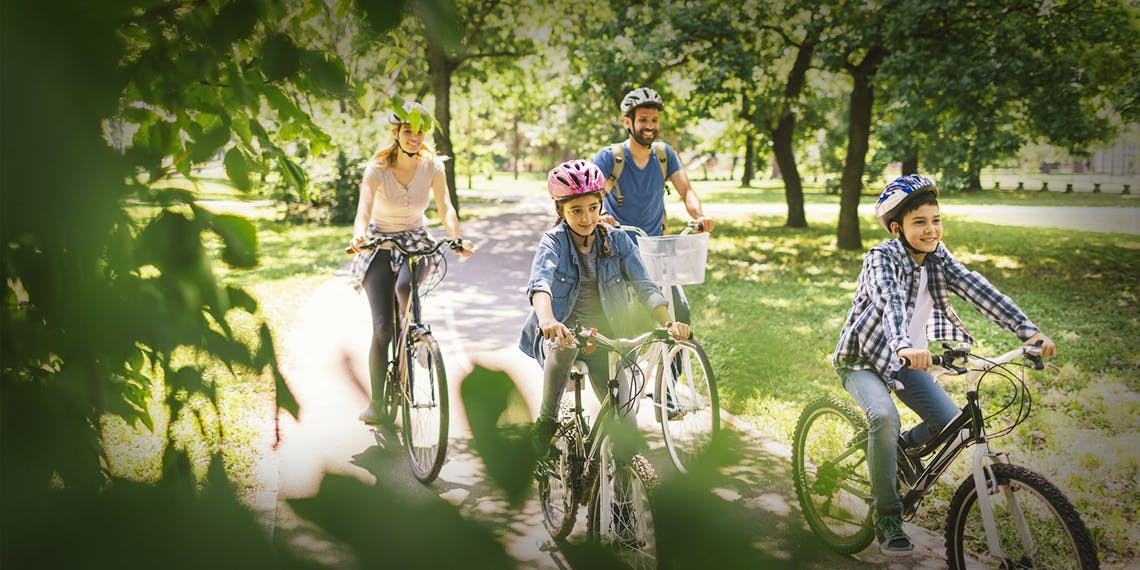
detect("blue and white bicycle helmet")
[875,174,939,232]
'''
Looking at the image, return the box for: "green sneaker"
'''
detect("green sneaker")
[874,513,914,557]
[358,400,386,425]
[532,417,559,457]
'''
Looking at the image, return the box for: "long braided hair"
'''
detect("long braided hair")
[553,191,613,256]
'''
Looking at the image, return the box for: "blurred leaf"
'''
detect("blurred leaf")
[289,473,514,568]
[224,285,258,314]
[410,0,463,53]
[459,365,537,507]
[190,121,231,163]
[302,50,352,98]
[207,212,259,269]
[260,33,301,82]
[276,154,309,200]
[259,323,297,418]
[209,0,261,49]
[223,146,252,191]
[137,211,204,276]
[356,0,406,35]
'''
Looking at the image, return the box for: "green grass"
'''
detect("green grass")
[680,215,1139,564]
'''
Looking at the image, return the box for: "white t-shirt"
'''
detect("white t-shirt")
[908,265,933,350]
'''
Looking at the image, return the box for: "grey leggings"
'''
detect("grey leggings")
[537,340,637,433]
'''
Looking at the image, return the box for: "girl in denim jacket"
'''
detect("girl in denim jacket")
[520,160,690,449]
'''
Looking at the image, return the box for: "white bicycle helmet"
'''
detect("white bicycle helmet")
[875,174,939,232]
[620,87,664,116]
[387,100,435,132]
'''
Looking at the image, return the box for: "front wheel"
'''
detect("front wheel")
[401,333,449,484]
[587,439,659,570]
[654,339,720,473]
[791,396,875,554]
[945,462,1099,569]
[538,420,582,539]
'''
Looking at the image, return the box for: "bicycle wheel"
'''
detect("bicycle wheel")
[653,339,720,473]
[401,333,449,484]
[587,438,659,570]
[791,396,875,554]
[538,420,582,538]
[945,462,1099,569]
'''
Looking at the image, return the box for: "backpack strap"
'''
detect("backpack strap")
[607,142,625,206]
[652,141,669,189]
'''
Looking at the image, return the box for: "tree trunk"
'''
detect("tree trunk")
[428,43,460,213]
[837,48,884,251]
[741,133,755,187]
[901,155,918,175]
[512,112,521,181]
[773,113,806,228]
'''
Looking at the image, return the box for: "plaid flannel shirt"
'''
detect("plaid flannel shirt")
[833,239,1040,381]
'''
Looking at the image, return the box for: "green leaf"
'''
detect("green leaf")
[276,154,309,200]
[223,147,252,191]
[459,365,538,507]
[224,285,259,314]
[261,33,301,82]
[356,0,406,35]
[190,122,231,163]
[209,213,259,269]
[210,0,261,49]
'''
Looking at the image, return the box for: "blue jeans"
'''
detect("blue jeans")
[839,367,960,515]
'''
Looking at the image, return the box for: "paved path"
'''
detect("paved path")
[263,195,1138,568]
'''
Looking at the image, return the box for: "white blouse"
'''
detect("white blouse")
[361,157,443,233]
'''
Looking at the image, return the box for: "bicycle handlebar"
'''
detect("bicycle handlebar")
[617,219,704,236]
[897,340,1046,376]
[346,237,466,256]
[574,325,670,355]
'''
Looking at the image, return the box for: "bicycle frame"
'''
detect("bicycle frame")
[892,344,1046,560]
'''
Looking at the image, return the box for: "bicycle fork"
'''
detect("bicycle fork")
[968,388,1034,563]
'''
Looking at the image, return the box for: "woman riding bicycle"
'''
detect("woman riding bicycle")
[348,100,474,424]
[520,159,689,452]
[832,174,1055,556]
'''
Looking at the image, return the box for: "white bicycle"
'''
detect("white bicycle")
[622,222,720,473]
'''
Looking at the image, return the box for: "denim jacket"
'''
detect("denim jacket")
[833,238,1040,380]
[519,222,668,360]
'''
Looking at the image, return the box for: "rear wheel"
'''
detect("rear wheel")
[945,462,1099,569]
[401,334,448,484]
[587,438,659,570]
[654,339,719,473]
[791,396,875,554]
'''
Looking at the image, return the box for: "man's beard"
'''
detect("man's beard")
[630,128,657,147]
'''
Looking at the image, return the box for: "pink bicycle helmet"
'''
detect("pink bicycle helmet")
[547,160,605,200]
[875,174,939,232]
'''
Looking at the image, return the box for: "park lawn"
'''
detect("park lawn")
[681,214,1140,564]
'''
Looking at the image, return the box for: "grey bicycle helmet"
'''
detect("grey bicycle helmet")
[620,87,664,116]
[387,100,435,133]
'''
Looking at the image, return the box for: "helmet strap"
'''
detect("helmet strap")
[396,140,418,158]
[892,222,924,254]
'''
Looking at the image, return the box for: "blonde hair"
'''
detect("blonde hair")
[371,124,437,169]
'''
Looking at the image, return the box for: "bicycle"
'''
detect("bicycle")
[792,342,1099,568]
[621,222,720,473]
[346,236,465,484]
[535,325,663,570]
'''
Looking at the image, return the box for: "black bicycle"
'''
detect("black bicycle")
[792,342,1098,568]
[347,237,464,484]
[535,325,664,570]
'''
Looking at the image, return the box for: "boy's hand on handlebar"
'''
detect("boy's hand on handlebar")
[538,317,576,350]
[898,347,933,371]
[1024,332,1056,359]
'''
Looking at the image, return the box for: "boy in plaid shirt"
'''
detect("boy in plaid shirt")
[832,174,1056,556]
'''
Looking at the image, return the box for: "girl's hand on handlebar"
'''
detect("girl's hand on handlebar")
[538,317,576,350]
[663,321,690,341]
[451,238,475,257]
[1024,332,1057,359]
[898,347,933,371]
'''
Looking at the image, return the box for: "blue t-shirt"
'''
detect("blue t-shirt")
[593,143,683,237]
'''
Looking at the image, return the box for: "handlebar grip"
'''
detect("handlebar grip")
[898,355,945,367]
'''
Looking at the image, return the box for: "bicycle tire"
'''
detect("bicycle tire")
[401,333,449,484]
[791,396,875,554]
[945,462,1099,569]
[653,338,720,473]
[587,439,659,570]
[538,420,581,539]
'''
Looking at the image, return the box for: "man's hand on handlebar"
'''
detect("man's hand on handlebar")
[662,321,691,341]
[599,213,618,227]
[691,216,715,233]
